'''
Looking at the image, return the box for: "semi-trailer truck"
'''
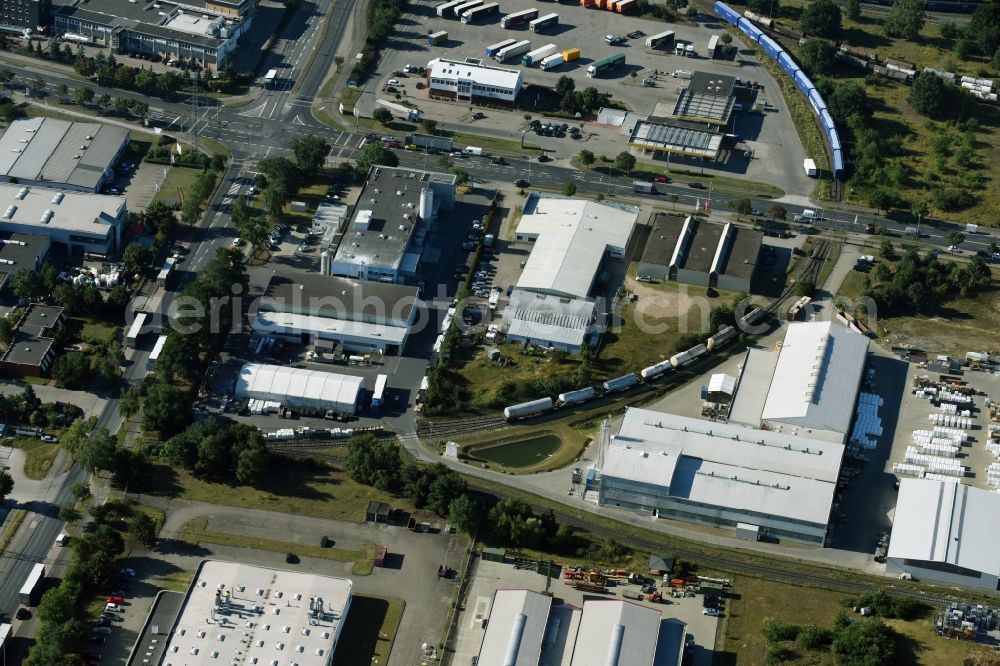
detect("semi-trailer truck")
[646,30,675,49]
[523,43,558,66]
[485,38,517,58]
[587,53,625,77]
[376,99,421,122]
[19,563,45,605]
[461,2,499,23]
[529,12,558,32]
[371,374,388,414]
[494,39,531,62]
[541,53,564,70]
[501,8,538,28]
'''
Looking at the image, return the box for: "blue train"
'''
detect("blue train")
[715,1,845,181]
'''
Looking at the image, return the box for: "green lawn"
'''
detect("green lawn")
[151,166,203,207]
[22,442,59,481]
[627,161,785,199]
[837,269,869,302]
[313,106,344,130]
[196,136,231,159]
[77,317,117,345]
[330,595,405,666]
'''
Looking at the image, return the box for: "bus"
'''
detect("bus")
[264,69,278,87]
[371,374,388,414]
[19,563,45,605]
[125,313,148,348]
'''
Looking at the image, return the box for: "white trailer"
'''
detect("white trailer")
[645,30,675,49]
[541,53,564,70]
[495,39,531,62]
[376,98,421,121]
[147,334,167,373]
[803,158,818,177]
[522,43,558,66]
[707,34,720,58]
[125,313,148,348]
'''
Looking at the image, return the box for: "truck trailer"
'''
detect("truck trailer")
[587,53,625,77]
[562,47,581,61]
[376,98,421,122]
[707,34,720,58]
[523,43,558,66]
[449,0,484,19]
[485,38,517,58]
[501,7,538,28]
[19,563,45,605]
[371,374,388,414]
[461,2,499,23]
[428,30,448,45]
[803,158,817,177]
[645,30,675,49]
[495,39,531,62]
[633,181,656,194]
[436,0,468,17]
[529,12,559,32]
[541,53,564,70]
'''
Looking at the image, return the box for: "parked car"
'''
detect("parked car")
[688,182,705,189]
[654,176,670,184]
[514,179,529,188]
[105,603,123,612]
[92,626,112,635]
[106,595,125,604]
[537,154,551,162]
[387,79,401,87]
[40,435,58,443]
[703,608,722,616]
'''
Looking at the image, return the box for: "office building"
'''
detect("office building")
[426,57,523,106]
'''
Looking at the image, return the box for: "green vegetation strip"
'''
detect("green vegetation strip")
[180,518,375,575]
[0,509,27,552]
[312,107,343,130]
[22,443,59,481]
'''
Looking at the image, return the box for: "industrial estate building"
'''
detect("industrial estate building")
[0,0,49,31]
[637,214,763,293]
[160,560,352,666]
[601,408,845,545]
[0,117,129,193]
[234,363,365,415]
[426,57,523,105]
[53,0,256,72]
[0,232,50,291]
[0,304,64,377]
[887,479,1000,590]
[0,183,127,255]
[253,271,421,355]
[729,321,871,443]
[501,194,638,352]
[477,589,685,666]
[329,165,455,284]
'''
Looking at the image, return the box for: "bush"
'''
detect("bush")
[762,619,802,644]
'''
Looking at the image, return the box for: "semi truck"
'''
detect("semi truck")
[376,98,421,122]
[522,43,558,66]
[645,30,675,49]
[633,181,657,194]
[264,68,278,87]
[501,8,538,28]
[436,0,468,17]
[19,563,45,605]
[529,12,558,32]
[371,374,388,414]
[562,47,580,61]
[449,0,484,19]
[147,334,167,374]
[541,53,564,70]
[707,34,720,58]
[156,257,175,288]
[495,39,531,62]
[461,2,499,23]
[485,38,517,58]
[803,158,817,177]
[587,53,625,77]
[125,312,147,348]
[428,30,448,45]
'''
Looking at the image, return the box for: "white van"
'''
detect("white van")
[55,533,68,546]
[672,70,692,79]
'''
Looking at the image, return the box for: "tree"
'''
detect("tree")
[555,75,575,98]
[58,505,81,524]
[562,181,577,196]
[747,0,777,14]
[344,435,401,491]
[73,86,94,106]
[10,268,44,301]
[235,443,268,485]
[767,203,787,220]
[262,183,287,220]
[947,231,965,247]
[954,36,974,60]
[879,239,896,260]
[426,467,467,516]
[796,279,816,297]
[135,68,156,93]
[372,107,393,125]
[128,513,157,547]
[122,241,152,275]
[448,495,478,534]
[578,149,595,169]
[75,428,117,473]
[211,152,228,172]
[883,0,924,40]
[967,2,1000,56]
[832,619,897,664]
[911,200,928,226]
[720,33,732,45]
[55,83,68,102]
[70,481,91,503]
[420,118,438,135]
[800,39,837,75]
[292,134,330,175]
[731,197,753,220]
[0,316,13,346]
[29,76,45,94]
[142,381,191,436]
[112,97,129,116]
[909,71,952,118]
[614,151,636,175]
[119,386,141,420]
[356,141,399,173]
[0,469,13,502]
[801,0,842,38]
[846,0,861,20]
[51,352,91,390]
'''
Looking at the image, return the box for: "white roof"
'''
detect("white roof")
[569,600,661,666]
[888,479,1000,577]
[162,560,351,666]
[253,311,409,345]
[478,590,552,666]
[501,290,596,349]
[516,195,637,299]
[760,322,868,434]
[608,409,844,525]
[234,364,363,413]
[707,373,736,395]
[0,183,124,237]
[427,57,522,89]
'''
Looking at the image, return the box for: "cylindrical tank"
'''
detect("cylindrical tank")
[640,360,672,380]
[670,344,707,368]
[602,373,638,392]
[419,187,434,222]
[557,386,596,406]
[707,326,736,352]
[504,397,553,420]
[321,251,331,275]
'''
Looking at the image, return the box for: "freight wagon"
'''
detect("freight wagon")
[504,397,554,421]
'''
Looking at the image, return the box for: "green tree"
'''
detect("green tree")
[29,76,45,94]
[939,20,960,40]
[832,619,897,664]
[0,316,13,346]
[112,97,129,116]
[731,197,753,220]
[70,481,91,503]
[747,0,777,14]
[562,181,577,196]
[967,2,1000,56]
[555,75,575,98]
[426,467,467,516]
[448,495,478,534]
[211,152,228,172]
[882,0,924,40]
[420,118,438,135]
[55,83,68,102]
[801,0,842,38]
[58,505,81,524]
[128,513,157,547]
[910,73,954,118]
[879,239,895,260]
[796,279,816,297]
[829,81,872,123]
[51,352,91,390]
[135,68,157,93]
[142,381,191,436]
[911,200,928,226]
[235,443,269,485]
[10,268,44,301]
[262,183,287,220]
[372,107,393,125]
[800,39,837,75]
[73,86,94,106]
[75,428,117,473]
[954,36,973,60]
[578,149,595,169]
[613,151,636,175]
[767,203,787,220]
[292,133,330,175]
[946,231,965,247]
[356,141,399,173]
[344,435,401,491]
[119,386,141,420]
[0,469,13,502]
[846,0,861,21]
[122,241,152,274]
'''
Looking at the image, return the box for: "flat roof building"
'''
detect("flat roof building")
[887,479,1000,590]
[672,72,737,125]
[330,165,455,284]
[600,407,846,545]
[729,321,870,443]
[253,271,421,355]
[0,0,50,31]
[426,57,523,105]
[501,195,637,352]
[627,119,723,160]
[0,232,51,291]
[637,215,763,293]
[0,182,127,256]
[0,117,129,193]
[234,364,365,415]
[161,560,352,666]
[0,304,64,377]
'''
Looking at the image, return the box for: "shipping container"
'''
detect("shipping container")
[807,88,826,115]
[523,43,558,66]
[645,30,675,49]
[587,52,625,77]
[529,12,558,32]
[562,47,580,61]
[462,2,499,23]
[793,69,814,96]
[428,30,449,45]
[832,148,845,180]
[615,0,637,12]
[541,53,564,69]
[495,39,531,62]
[501,8,538,28]
[776,51,798,77]
[485,38,518,58]
[504,397,553,420]
[738,17,765,41]
[759,35,782,60]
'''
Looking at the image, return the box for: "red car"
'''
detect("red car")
[386,141,401,149]
[654,176,670,184]
[106,595,125,604]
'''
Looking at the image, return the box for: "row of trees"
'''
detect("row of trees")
[5,264,130,320]
[0,385,83,429]
[864,247,993,313]
[48,79,150,120]
[51,338,123,391]
[161,421,269,485]
[553,76,614,115]
[577,149,636,175]
[350,0,408,84]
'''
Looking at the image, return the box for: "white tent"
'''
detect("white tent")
[234,363,364,414]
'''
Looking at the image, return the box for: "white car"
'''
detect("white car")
[40,435,58,443]
[947,245,962,254]
[387,79,401,87]
[106,603,123,612]
[231,238,244,248]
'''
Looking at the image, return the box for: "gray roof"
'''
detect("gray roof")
[679,219,724,273]
[133,21,224,49]
[672,72,736,125]
[2,336,53,367]
[261,271,420,324]
[639,213,686,268]
[689,71,737,97]
[18,304,63,337]
[2,304,62,368]
[0,232,49,289]
[628,120,722,159]
[716,226,762,279]
[0,118,128,191]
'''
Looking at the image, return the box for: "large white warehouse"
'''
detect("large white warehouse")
[234,364,364,414]
[426,57,523,105]
[600,408,845,545]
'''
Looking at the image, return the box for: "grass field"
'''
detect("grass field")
[153,568,195,593]
[151,166,203,207]
[331,595,405,666]
[626,160,786,199]
[76,317,117,344]
[22,442,59,481]
[313,106,344,130]
[836,268,869,302]
[878,288,1000,356]
[0,510,27,553]
[134,458,407,524]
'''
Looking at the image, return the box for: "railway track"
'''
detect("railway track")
[416,415,509,439]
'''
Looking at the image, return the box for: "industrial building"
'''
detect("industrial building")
[0,182,127,256]
[637,214,763,293]
[252,271,421,355]
[0,304,64,377]
[887,479,1000,590]
[477,590,685,666]
[672,72,738,126]
[729,321,870,443]
[234,364,365,415]
[599,408,846,545]
[160,560,352,666]
[501,194,638,352]
[0,117,129,193]
[426,57,523,106]
[627,118,724,160]
[329,165,455,284]
[0,232,50,291]
[53,0,256,73]
[0,0,49,32]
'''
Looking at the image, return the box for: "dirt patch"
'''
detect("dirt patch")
[630,281,700,319]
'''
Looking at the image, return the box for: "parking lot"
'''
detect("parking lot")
[362,0,811,194]
[452,557,717,665]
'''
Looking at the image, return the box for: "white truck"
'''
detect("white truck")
[462,146,483,156]
[541,53,564,70]
[803,158,818,177]
[376,98,421,122]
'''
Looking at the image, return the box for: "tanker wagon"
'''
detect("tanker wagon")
[504,397,554,421]
[603,373,638,393]
[557,386,596,406]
